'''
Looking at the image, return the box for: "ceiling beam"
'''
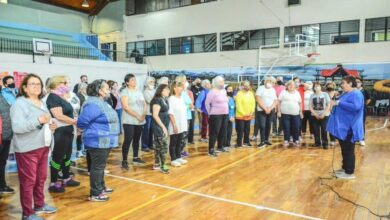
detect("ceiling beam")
[32,0,91,14]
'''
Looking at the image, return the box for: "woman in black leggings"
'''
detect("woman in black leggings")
[46,75,80,193]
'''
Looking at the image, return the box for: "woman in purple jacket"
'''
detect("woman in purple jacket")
[327,76,364,180]
[205,76,229,157]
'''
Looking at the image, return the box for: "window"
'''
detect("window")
[365,17,389,42]
[126,39,166,57]
[132,0,217,15]
[220,28,279,51]
[169,34,217,55]
[284,24,319,46]
[319,20,359,45]
[288,0,300,6]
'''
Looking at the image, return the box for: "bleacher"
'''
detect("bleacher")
[0,23,109,61]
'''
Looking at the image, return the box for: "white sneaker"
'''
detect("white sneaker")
[334,168,345,174]
[283,141,289,147]
[250,136,257,141]
[336,172,356,180]
[359,141,366,146]
[178,158,188,165]
[330,141,335,146]
[104,169,110,174]
[171,160,182,167]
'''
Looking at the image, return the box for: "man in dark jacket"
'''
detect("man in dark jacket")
[0,93,15,194]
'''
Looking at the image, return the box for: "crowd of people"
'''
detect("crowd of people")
[0,72,368,220]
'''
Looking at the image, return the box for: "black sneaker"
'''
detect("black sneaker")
[121,161,129,170]
[312,144,321,148]
[103,188,114,195]
[133,158,146,166]
[63,178,80,187]
[323,145,329,149]
[257,142,267,148]
[244,143,252,147]
[265,141,272,146]
[0,186,15,194]
[235,144,243,148]
[208,151,218,157]
[141,148,150,152]
[48,182,65,193]
[216,148,227,153]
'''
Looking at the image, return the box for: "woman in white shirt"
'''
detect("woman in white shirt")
[302,81,314,138]
[168,81,188,167]
[255,76,278,148]
[278,80,303,147]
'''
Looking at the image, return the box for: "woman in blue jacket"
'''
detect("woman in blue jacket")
[77,80,120,202]
[224,85,235,148]
[327,76,364,180]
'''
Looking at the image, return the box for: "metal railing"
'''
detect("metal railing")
[0,37,143,64]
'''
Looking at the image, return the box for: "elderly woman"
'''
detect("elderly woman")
[77,79,120,202]
[205,76,229,157]
[121,74,147,170]
[0,91,14,194]
[255,76,278,148]
[157,76,169,86]
[195,79,211,142]
[302,81,314,138]
[235,81,256,147]
[327,76,364,180]
[224,85,235,148]
[168,81,188,167]
[142,76,156,152]
[175,75,193,158]
[11,74,57,220]
[46,75,79,193]
[278,80,303,147]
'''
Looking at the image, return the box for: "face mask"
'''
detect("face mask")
[7,83,16,89]
[277,81,283,85]
[53,85,71,96]
[184,82,189,89]
[314,87,321,92]
[196,83,201,87]
[148,84,155,90]
[265,83,272,89]
[227,91,234,97]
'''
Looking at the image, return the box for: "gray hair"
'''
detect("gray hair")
[264,76,276,84]
[212,75,224,89]
[144,76,155,88]
[157,77,169,86]
[78,82,88,93]
[285,80,295,89]
[201,79,211,88]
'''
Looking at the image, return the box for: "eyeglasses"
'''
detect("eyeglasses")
[27,83,41,87]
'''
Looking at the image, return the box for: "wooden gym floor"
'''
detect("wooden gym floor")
[0,117,389,220]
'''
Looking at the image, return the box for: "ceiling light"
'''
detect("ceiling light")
[81,0,89,8]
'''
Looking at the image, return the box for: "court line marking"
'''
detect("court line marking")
[367,119,388,132]
[74,148,322,220]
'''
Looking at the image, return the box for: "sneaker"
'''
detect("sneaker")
[208,151,218,157]
[257,142,267,149]
[235,144,243,148]
[177,158,188,165]
[121,161,129,170]
[48,181,65,193]
[22,214,44,220]
[89,193,109,202]
[312,144,321,148]
[34,204,57,214]
[171,160,182,167]
[0,186,15,194]
[336,172,356,180]
[160,165,169,174]
[104,169,110,174]
[264,141,272,146]
[293,141,301,147]
[76,151,86,158]
[141,148,150,152]
[243,143,252,147]
[216,148,227,153]
[334,168,345,174]
[250,136,257,141]
[330,141,336,146]
[323,145,329,149]
[103,188,114,194]
[181,151,190,158]
[359,140,366,146]
[200,138,209,143]
[283,141,289,147]
[132,158,146,166]
[188,142,195,145]
[63,178,80,187]
[153,164,160,170]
